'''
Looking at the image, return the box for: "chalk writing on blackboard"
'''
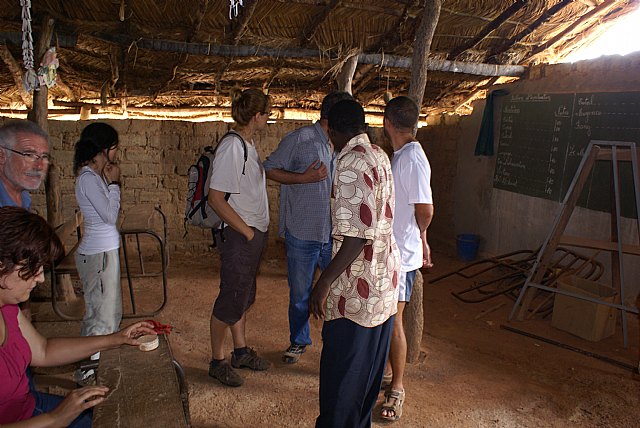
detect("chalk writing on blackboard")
[493,91,640,218]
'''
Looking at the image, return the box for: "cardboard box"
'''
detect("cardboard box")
[551,276,618,342]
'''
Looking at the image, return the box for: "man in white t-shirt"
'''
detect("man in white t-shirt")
[381,96,434,422]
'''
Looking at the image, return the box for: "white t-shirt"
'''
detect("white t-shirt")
[76,166,121,255]
[209,132,269,232]
[392,141,433,272]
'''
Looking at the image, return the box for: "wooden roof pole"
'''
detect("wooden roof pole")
[353,2,414,98]
[406,0,441,364]
[300,0,340,48]
[408,0,441,107]
[529,0,621,58]
[31,17,76,302]
[227,0,257,45]
[154,1,210,100]
[487,0,574,62]
[447,0,527,60]
[81,32,524,77]
[29,16,58,224]
[336,53,359,94]
[0,45,32,108]
[29,17,53,134]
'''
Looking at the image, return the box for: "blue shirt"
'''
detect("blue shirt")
[263,122,334,243]
[0,179,30,209]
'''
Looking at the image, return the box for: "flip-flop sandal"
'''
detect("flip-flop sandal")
[381,389,405,422]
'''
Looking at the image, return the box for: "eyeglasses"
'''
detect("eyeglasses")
[2,146,52,163]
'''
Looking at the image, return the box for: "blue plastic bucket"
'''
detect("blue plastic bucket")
[456,234,480,262]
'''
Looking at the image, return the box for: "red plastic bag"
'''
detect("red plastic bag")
[145,319,174,335]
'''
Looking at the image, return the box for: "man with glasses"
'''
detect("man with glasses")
[0,120,50,209]
[0,120,50,390]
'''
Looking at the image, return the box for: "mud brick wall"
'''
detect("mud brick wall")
[8,117,460,262]
[25,119,311,259]
[416,116,461,256]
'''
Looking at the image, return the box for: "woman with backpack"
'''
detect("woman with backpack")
[207,88,271,387]
[72,122,122,385]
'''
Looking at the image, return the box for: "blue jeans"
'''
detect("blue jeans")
[285,231,332,346]
[31,391,92,427]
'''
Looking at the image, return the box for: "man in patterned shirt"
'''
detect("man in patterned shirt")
[310,99,400,428]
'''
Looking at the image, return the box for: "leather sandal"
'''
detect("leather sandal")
[380,372,393,390]
[381,389,405,422]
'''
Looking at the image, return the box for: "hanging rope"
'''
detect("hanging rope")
[229,0,244,19]
[20,0,34,70]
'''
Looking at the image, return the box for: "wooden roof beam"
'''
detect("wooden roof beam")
[335,52,359,94]
[529,0,622,59]
[0,44,32,108]
[300,0,340,48]
[59,32,525,77]
[155,1,210,98]
[447,0,527,60]
[351,1,413,96]
[352,65,377,97]
[54,76,78,102]
[226,0,258,45]
[263,63,283,91]
[409,0,441,107]
[487,0,574,63]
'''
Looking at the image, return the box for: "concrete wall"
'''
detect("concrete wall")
[449,53,640,303]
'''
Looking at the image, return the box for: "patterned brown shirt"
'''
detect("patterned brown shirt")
[325,133,400,327]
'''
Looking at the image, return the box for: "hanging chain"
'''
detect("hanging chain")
[20,0,34,70]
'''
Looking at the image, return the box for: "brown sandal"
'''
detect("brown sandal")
[381,389,405,421]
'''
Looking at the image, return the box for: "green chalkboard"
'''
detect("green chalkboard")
[493,91,640,218]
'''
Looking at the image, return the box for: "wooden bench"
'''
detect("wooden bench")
[92,334,189,427]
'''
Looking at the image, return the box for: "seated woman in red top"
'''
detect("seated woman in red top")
[0,206,155,427]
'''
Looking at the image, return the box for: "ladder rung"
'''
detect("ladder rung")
[559,235,640,256]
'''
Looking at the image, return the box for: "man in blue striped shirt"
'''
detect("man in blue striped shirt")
[264,92,352,364]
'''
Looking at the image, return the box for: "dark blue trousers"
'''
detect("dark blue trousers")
[316,316,394,428]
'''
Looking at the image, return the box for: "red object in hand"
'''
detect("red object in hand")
[145,319,174,335]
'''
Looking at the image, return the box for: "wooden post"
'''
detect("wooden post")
[404,1,441,363]
[336,53,359,95]
[30,17,76,302]
[403,270,424,362]
[29,17,54,133]
[408,0,442,107]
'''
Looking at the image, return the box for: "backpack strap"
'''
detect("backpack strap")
[196,154,212,222]
[210,191,233,248]
[218,130,248,175]
[209,130,248,246]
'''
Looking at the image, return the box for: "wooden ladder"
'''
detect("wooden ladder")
[509,140,640,348]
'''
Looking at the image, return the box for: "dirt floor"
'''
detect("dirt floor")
[32,248,639,428]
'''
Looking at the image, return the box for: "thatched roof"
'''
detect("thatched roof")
[0,0,638,121]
